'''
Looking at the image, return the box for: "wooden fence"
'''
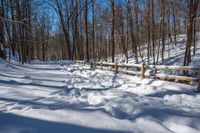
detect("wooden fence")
[75,60,200,92]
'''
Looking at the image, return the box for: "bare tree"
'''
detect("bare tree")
[110,0,115,63]
[184,0,199,66]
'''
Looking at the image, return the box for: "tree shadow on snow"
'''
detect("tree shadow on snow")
[146,89,196,98]
[129,106,200,123]
[0,112,126,133]
[0,79,67,90]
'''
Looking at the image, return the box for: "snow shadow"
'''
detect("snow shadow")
[146,89,196,98]
[3,60,61,71]
[0,112,125,133]
[0,97,88,111]
[0,79,67,90]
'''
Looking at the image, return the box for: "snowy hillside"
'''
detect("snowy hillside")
[114,34,200,68]
[0,58,200,133]
[1,0,200,132]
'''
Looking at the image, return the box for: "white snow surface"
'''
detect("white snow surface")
[1,34,200,133]
[0,59,200,133]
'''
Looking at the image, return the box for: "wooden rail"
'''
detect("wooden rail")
[146,65,199,71]
[75,60,87,65]
[76,60,200,92]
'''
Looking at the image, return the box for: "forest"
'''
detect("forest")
[0,0,199,66]
[2,1,200,133]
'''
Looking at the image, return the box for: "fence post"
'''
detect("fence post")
[115,63,118,74]
[90,61,93,69]
[141,63,145,80]
[198,66,200,92]
[101,61,103,70]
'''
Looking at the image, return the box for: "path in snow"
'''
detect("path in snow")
[0,60,200,133]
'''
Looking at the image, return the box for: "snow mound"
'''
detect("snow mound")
[0,59,200,133]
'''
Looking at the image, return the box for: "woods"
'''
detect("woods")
[0,0,200,66]
[2,1,200,132]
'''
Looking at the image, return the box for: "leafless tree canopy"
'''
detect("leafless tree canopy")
[0,0,200,65]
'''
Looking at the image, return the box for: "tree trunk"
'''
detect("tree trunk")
[111,0,115,63]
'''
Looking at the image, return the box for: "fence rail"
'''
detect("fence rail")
[75,60,200,92]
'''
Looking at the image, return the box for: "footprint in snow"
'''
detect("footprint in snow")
[108,106,130,120]
[69,88,81,97]
[7,104,24,111]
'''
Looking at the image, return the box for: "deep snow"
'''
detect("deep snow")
[0,59,200,133]
[1,34,200,133]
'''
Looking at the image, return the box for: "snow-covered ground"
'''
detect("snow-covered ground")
[0,34,200,133]
[0,59,200,133]
[115,34,200,67]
